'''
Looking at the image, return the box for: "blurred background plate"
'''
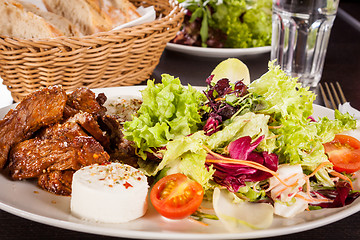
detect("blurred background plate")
[166,43,271,58]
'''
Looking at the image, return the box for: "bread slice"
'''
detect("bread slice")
[17,0,81,37]
[0,0,63,39]
[86,0,141,28]
[110,0,140,22]
[42,0,112,35]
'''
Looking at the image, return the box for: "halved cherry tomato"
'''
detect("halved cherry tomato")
[323,134,360,173]
[150,173,204,219]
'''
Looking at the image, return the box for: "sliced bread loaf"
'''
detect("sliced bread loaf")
[42,0,112,35]
[17,0,81,37]
[86,0,141,28]
[0,0,63,39]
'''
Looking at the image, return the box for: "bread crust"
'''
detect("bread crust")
[85,0,141,28]
[0,0,142,39]
[43,0,111,35]
[0,0,63,39]
[17,0,81,37]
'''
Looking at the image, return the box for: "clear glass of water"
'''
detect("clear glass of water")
[271,0,339,87]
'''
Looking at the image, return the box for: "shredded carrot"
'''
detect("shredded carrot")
[300,161,333,199]
[265,135,280,140]
[268,125,282,129]
[306,161,332,178]
[329,170,354,190]
[204,145,276,171]
[274,181,299,197]
[295,193,332,203]
[302,177,333,203]
[188,217,209,226]
[284,173,298,182]
[295,193,309,202]
[203,145,292,187]
[198,206,214,211]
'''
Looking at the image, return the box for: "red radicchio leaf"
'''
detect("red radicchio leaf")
[202,77,249,136]
[228,135,265,160]
[310,181,360,208]
[207,136,279,192]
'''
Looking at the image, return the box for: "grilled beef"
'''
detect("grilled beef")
[38,170,75,196]
[9,135,109,181]
[99,114,139,168]
[1,85,140,196]
[40,112,110,150]
[0,86,67,169]
[64,87,107,119]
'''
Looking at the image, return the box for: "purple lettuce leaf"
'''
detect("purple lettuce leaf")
[228,135,264,160]
[310,181,360,208]
[202,77,248,135]
[207,136,279,192]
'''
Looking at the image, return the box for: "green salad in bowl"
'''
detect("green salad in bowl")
[171,0,272,48]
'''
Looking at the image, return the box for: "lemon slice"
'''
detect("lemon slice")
[211,58,250,85]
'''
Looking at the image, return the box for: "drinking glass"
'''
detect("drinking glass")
[271,0,340,87]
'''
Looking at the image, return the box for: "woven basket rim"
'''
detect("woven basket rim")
[0,0,185,103]
[0,0,184,45]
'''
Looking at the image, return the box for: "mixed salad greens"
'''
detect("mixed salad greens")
[171,0,272,48]
[123,59,360,231]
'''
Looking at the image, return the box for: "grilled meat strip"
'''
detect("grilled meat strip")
[1,85,142,195]
[99,114,140,168]
[64,87,107,119]
[9,110,110,195]
[9,135,109,181]
[40,112,110,150]
[0,86,67,169]
[38,170,75,196]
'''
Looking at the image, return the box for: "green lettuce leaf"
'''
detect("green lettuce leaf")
[248,61,356,186]
[123,74,206,159]
[248,61,316,120]
[316,110,357,143]
[140,131,215,189]
[207,112,276,153]
[210,0,272,48]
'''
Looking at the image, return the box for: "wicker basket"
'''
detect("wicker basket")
[0,0,184,102]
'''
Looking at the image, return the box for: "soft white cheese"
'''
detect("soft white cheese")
[71,163,149,223]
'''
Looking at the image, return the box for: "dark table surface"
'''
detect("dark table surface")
[1,1,360,240]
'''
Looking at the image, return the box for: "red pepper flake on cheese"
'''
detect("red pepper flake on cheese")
[71,163,149,223]
[123,181,133,189]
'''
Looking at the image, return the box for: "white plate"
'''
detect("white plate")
[166,43,271,58]
[0,78,13,108]
[1,86,360,239]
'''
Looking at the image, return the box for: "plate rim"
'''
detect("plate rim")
[165,43,271,58]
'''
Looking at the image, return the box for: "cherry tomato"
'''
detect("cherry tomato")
[150,173,204,219]
[323,134,360,173]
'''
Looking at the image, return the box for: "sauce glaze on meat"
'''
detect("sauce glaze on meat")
[0,86,141,196]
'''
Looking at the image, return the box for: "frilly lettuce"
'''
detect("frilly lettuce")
[207,112,276,153]
[123,74,206,159]
[248,61,315,120]
[248,61,356,186]
[180,0,272,48]
[215,0,272,48]
[139,131,215,189]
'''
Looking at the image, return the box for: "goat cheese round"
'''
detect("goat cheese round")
[71,163,149,223]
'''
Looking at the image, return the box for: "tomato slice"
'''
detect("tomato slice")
[150,173,204,219]
[323,134,360,173]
